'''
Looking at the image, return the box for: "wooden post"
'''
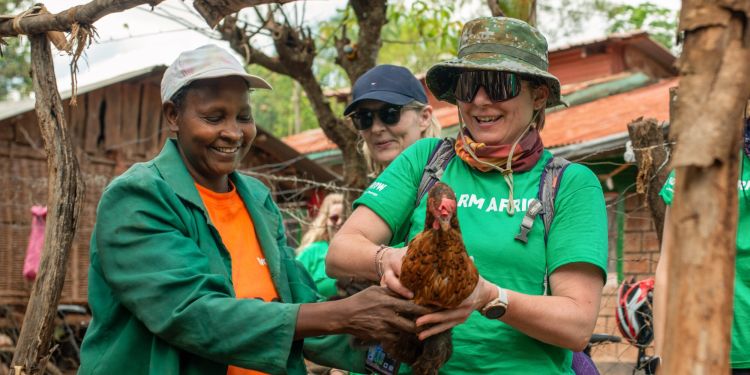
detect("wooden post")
[661,1,750,374]
[10,34,84,375]
[626,117,670,243]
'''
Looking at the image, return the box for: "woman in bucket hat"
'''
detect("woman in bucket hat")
[78,44,430,375]
[328,17,607,374]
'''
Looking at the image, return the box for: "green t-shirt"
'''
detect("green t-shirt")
[296,241,338,299]
[659,152,750,368]
[354,138,609,374]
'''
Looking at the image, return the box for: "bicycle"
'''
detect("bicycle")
[0,304,89,375]
[578,332,660,375]
[572,333,621,375]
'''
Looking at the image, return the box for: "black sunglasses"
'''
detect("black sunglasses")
[349,104,406,131]
[454,71,522,103]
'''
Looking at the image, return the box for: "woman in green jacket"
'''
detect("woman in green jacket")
[78,44,427,375]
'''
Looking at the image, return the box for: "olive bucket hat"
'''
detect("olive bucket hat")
[426,17,563,107]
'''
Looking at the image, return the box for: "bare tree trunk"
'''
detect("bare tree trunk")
[626,117,670,243]
[292,81,301,135]
[10,34,84,375]
[661,1,750,374]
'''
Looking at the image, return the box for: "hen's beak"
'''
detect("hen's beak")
[436,198,455,231]
[438,215,451,231]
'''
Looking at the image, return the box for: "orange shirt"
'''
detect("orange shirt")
[196,182,279,375]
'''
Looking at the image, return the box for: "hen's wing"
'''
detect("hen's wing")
[400,230,439,306]
[401,229,478,308]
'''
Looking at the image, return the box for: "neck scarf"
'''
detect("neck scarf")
[454,128,544,173]
[453,111,544,215]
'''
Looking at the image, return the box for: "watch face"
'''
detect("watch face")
[485,305,507,319]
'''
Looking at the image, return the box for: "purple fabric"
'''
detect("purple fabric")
[23,205,47,281]
[571,352,600,375]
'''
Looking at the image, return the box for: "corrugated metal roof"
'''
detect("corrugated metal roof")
[548,30,648,52]
[0,65,166,121]
[542,77,675,148]
[281,128,339,154]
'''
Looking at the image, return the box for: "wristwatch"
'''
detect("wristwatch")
[481,284,508,319]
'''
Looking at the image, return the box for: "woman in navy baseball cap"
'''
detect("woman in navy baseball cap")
[345,64,441,175]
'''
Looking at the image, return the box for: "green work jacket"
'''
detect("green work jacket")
[78,139,365,375]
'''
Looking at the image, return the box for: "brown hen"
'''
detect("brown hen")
[386,182,479,375]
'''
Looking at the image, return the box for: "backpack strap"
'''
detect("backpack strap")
[536,156,571,295]
[511,156,570,294]
[401,138,456,244]
[414,137,456,206]
[538,156,571,243]
[515,156,571,244]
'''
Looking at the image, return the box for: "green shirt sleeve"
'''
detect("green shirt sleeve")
[296,241,338,298]
[95,172,299,373]
[546,163,609,280]
[659,170,676,205]
[354,138,440,244]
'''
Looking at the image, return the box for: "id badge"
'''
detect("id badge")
[365,344,400,375]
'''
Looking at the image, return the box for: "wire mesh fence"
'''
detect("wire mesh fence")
[0,139,671,374]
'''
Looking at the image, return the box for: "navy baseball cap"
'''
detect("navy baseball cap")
[343,64,428,116]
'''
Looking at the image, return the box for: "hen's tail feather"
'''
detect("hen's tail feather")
[410,330,453,375]
[381,327,422,365]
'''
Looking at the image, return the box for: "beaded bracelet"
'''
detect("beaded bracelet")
[374,244,391,280]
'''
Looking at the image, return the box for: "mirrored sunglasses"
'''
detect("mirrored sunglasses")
[454,71,522,103]
[349,104,404,131]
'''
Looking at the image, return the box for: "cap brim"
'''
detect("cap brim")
[426,53,562,108]
[190,67,272,90]
[343,91,415,115]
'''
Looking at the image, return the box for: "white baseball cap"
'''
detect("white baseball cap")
[160,44,272,103]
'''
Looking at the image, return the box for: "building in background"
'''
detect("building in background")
[0,66,338,307]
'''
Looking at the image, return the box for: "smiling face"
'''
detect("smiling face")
[357,100,431,166]
[164,76,255,192]
[457,80,549,146]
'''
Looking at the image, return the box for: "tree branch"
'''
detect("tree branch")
[0,0,164,37]
[335,0,387,84]
[193,0,297,28]
[0,0,303,37]
[218,15,288,75]
[224,15,363,187]
[487,0,505,17]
